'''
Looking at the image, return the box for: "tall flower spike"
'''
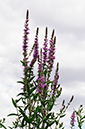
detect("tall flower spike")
[70,111,76,128]
[52,62,59,95]
[37,49,43,80]
[37,49,46,95]
[30,28,39,67]
[22,10,29,91]
[43,27,48,67]
[48,33,56,77]
[51,29,54,39]
[26,10,29,19]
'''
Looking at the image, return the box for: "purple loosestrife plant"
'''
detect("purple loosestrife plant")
[33,27,74,128]
[7,9,74,129]
[8,10,38,129]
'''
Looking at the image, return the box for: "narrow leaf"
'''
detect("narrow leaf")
[7,113,18,116]
[12,98,17,108]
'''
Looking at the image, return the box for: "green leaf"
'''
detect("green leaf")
[25,67,32,75]
[33,93,38,101]
[8,127,12,129]
[7,113,18,117]
[18,107,32,123]
[20,60,29,66]
[28,76,35,82]
[21,118,25,127]
[24,105,28,111]
[45,120,55,128]
[47,101,54,111]
[80,120,84,124]
[44,69,48,76]
[12,98,17,108]
[30,87,36,96]
[60,114,66,118]
[59,122,63,128]
[81,115,85,120]
[36,106,43,113]
[56,120,59,125]
[45,113,52,120]
[0,123,7,129]
[17,92,26,97]
[17,81,24,84]
[22,99,26,104]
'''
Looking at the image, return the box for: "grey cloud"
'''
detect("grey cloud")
[27,0,85,41]
[60,67,85,85]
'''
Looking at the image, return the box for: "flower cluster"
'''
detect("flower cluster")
[70,111,76,128]
[37,49,46,95]
[48,31,56,76]
[37,28,57,96]
[43,27,48,67]
[52,62,59,95]
[30,28,39,67]
[22,10,29,91]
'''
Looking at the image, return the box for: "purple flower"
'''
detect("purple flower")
[30,28,39,67]
[37,49,46,95]
[37,76,46,95]
[47,34,56,76]
[70,111,76,128]
[43,38,48,65]
[52,63,59,95]
[22,10,29,91]
[43,27,48,66]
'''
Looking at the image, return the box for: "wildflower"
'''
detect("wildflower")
[52,62,59,95]
[47,31,56,76]
[43,27,48,67]
[30,28,39,67]
[37,49,46,95]
[70,111,76,128]
[22,10,29,91]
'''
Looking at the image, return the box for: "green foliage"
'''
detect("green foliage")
[74,105,85,129]
[0,118,7,129]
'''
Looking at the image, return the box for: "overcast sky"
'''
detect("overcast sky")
[0,0,85,128]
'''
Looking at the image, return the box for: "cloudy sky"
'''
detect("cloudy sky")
[0,0,85,128]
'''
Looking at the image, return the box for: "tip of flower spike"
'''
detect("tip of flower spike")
[56,62,59,71]
[26,10,29,19]
[57,84,60,88]
[51,29,55,38]
[70,95,74,103]
[36,27,39,36]
[62,100,65,106]
[40,48,42,57]
[54,36,56,44]
[45,27,48,36]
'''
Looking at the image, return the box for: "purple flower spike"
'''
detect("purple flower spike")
[30,28,39,67]
[43,27,48,66]
[37,49,46,95]
[70,111,76,128]
[47,30,56,76]
[52,62,59,95]
[22,10,30,91]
